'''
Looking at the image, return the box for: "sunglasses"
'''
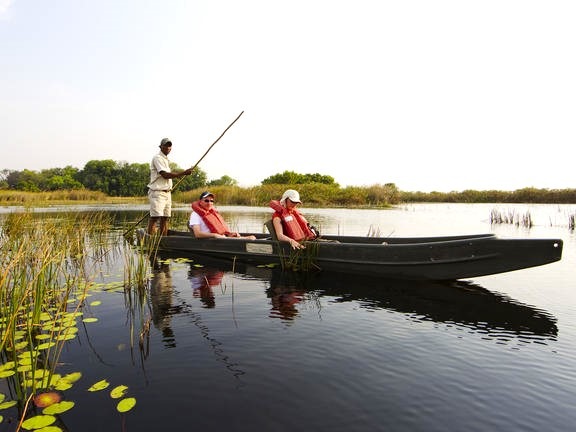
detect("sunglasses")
[203,199,214,203]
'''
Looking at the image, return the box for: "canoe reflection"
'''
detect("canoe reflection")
[152,252,557,343]
[267,270,558,341]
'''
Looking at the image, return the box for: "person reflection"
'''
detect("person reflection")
[149,259,177,348]
[188,267,224,308]
[267,285,305,321]
[266,273,305,321]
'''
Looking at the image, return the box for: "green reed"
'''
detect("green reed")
[277,241,321,272]
[0,211,114,419]
[121,232,165,363]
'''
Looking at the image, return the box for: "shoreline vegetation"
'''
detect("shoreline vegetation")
[1,185,576,207]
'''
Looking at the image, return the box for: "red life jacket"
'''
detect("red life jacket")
[269,200,315,242]
[191,201,232,235]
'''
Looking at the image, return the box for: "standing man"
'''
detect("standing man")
[147,138,192,235]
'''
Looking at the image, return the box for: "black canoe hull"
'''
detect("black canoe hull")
[136,229,563,280]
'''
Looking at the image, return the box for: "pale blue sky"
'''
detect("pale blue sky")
[1,1,574,192]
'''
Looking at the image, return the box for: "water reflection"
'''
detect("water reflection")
[150,251,558,346]
[189,267,224,309]
[149,259,178,348]
[266,283,305,321]
[147,257,246,379]
[268,270,558,343]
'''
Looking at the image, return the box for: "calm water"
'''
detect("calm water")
[1,203,575,431]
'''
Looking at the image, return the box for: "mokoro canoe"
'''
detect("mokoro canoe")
[135,229,563,280]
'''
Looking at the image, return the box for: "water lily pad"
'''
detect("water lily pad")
[89,300,102,307]
[36,374,61,389]
[30,369,50,379]
[0,370,14,378]
[15,341,29,350]
[18,353,34,363]
[61,372,82,383]
[39,313,52,322]
[0,362,15,372]
[21,414,56,430]
[88,379,110,392]
[36,342,56,351]
[0,400,17,410]
[82,318,99,323]
[35,426,62,432]
[56,333,77,342]
[110,385,128,399]
[54,381,72,391]
[43,400,75,415]
[116,397,136,413]
[174,257,193,263]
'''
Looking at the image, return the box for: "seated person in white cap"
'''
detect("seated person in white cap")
[269,189,317,250]
[189,191,256,239]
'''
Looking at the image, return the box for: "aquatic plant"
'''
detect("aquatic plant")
[277,241,321,272]
[489,208,533,228]
[0,211,137,427]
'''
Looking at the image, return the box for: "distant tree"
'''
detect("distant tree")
[113,162,149,196]
[208,175,238,187]
[0,169,11,189]
[7,169,41,191]
[172,164,207,192]
[77,160,119,195]
[261,170,338,186]
[39,166,83,190]
[302,173,337,185]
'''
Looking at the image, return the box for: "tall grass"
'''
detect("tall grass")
[0,211,114,420]
[175,183,400,207]
[489,208,533,228]
[4,185,576,208]
[0,190,147,205]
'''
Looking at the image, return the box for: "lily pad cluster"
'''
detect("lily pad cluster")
[0,283,134,428]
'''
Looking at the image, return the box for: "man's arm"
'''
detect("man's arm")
[159,168,192,179]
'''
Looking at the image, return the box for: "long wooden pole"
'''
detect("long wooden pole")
[123,111,244,236]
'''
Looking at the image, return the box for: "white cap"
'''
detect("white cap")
[280,189,301,205]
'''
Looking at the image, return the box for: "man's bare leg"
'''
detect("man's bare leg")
[147,217,159,235]
[159,217,169,236]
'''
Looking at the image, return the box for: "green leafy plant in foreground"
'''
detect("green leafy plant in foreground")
[0,211,137,429]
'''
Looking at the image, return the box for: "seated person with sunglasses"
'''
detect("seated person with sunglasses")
[188,191,256,240]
